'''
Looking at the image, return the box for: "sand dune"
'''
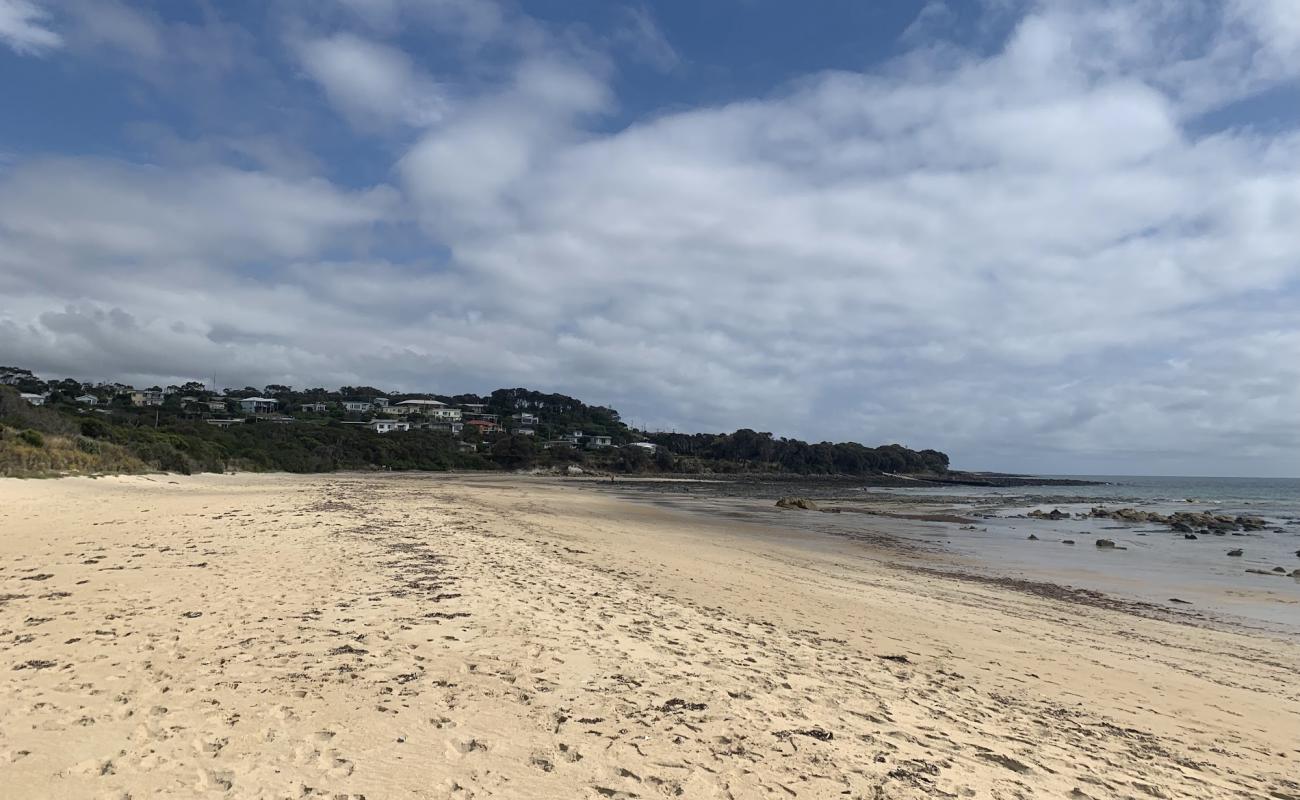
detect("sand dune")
[1,473,1296,799]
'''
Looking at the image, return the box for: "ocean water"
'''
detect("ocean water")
[602,475,1300,632]
[865,475,1300,632]
[867,474,1300,516]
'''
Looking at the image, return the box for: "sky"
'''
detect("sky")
[1,0,1299,477]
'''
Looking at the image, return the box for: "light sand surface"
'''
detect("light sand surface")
[1,473,1297,799]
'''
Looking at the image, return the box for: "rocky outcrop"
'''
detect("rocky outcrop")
[1028,508,1070,521]
[1087,507,1270,534]
[776,497,819,511]
[1096,539,1116,548]
[1227,549,1243,557]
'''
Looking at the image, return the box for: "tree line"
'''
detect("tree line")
[1,371,951,477]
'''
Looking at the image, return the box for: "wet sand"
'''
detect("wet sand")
[1,472,1297,799]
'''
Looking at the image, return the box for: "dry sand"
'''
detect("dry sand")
[1,472,1296,799]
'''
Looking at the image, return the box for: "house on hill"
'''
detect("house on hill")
[342,400,372,413]
[130,390,164,407]
[238,397,278,415]
[561,431,612,449]
[465,418,501,435]
[369,419,409,434]
[19,393,47,406]
[393,399,462,421]
[300,401,328,413]
[425,421,464,435]
[74,394,100,405]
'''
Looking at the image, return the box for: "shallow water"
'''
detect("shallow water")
[601,475,1300,634]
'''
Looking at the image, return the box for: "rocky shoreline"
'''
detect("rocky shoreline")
[1028,505,1277,533]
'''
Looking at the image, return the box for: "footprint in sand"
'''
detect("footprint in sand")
[195,767,234,791]
[446,738,489,759]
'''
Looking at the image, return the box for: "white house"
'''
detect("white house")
[206,419,241,428]
[631,442,658,452]
[512,412,539,426]
[516,427,536,436]
[396,398,444,409]
[19,393,46,406]
[586,435,613,449]
[74,394,100,405]
[342,401,372,413]
[238,397,278,414]
[369,420,410,434]
[300,402,328,413]
[372,397,389,408]
[396,399,462,421]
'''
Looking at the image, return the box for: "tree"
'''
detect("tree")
[615,445,650,472]
[653,447,675,472]
[545,444,583,465]
[491,435,536,470]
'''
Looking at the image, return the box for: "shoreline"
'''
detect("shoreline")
[581,475,1300,636]
[2,472,1297,798]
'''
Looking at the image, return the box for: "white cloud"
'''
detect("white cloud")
[294,33,448,128]
[3,0,1300,474]
[0,159,397,265]
[335,0,503,44]
[0,0,60,54]
[400,57,611,233]
[613,5,680,72]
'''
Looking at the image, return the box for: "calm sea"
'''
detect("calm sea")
[869,474,1300,515]
[866,476,1300,633]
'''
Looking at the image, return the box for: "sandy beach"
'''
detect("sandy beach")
[1,473,1297,799]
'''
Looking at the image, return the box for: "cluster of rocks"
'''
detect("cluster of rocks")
[1020,507,1300,567]
[1027,508,1072,521]
[1087,507,1271,533]
[1028,507,1276,537]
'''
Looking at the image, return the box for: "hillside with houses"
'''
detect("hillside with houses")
[0,366,949,477]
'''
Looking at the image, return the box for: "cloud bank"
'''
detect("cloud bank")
[2,0,1299,475]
